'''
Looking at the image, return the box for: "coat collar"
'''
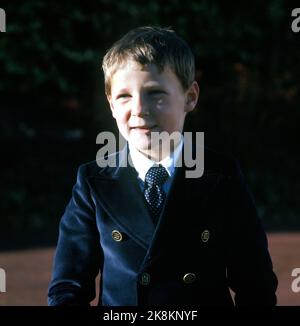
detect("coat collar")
[87,144,223,255]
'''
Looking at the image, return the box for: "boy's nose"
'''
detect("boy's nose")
[131,95,149,116]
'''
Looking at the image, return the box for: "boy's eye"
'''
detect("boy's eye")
[116,94,130,100]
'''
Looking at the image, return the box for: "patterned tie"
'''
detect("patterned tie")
[144,164,169,224]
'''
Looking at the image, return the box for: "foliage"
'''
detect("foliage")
[0,0,299,241]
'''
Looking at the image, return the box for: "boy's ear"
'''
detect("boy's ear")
[184,81,199,113]
[106,94,116,118]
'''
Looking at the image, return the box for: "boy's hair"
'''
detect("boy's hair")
[102,26,195,94]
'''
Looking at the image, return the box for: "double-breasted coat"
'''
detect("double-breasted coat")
[48,145,277,306]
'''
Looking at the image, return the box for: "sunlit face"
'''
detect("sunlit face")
[107,61,199,160]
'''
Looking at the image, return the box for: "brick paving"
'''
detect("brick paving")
[0,232,299,306]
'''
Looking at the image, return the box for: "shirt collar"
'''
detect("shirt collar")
[129,137,183,182]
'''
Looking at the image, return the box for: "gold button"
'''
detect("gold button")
[139,272,151,285]
[183,273,196,284]
[112,230,123,242]
[201,230,210,242]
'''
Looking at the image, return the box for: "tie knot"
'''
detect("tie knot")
[145,164,169,187]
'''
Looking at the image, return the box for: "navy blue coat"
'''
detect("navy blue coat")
[48,145,277,306]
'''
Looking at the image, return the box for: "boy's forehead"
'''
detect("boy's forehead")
[111,60,175,82]
[108,61,184,94]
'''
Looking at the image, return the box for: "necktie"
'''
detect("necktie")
[144,164,169,224]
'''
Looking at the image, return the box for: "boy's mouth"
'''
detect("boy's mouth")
[130,125,157,131]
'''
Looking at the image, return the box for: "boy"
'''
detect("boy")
[48,26,277,306]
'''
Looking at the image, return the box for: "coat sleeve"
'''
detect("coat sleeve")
[48,164,102,306]
[225,160,278,306]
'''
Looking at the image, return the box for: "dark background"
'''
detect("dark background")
[0,0,299,250]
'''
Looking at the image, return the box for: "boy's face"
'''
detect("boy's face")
[107,61,199,159]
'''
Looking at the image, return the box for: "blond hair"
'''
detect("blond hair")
[102,26,195,94]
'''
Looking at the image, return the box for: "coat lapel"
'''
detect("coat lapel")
[87,146,155,250]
